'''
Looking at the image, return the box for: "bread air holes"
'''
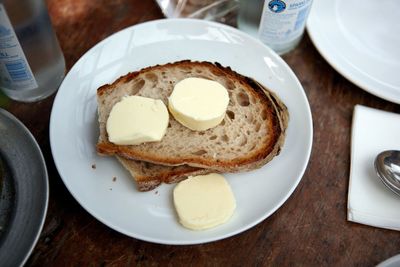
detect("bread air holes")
[238,135,247,146]
[235,133,247,146]
[130,79,145,95]
[192,149,207,156]
[180,66,193,74]
[255,123,261,132]
[181,65,192,71]
[222,134,229,143]
[145,73,158,83]
[261,109,268,120]
[226,110,235,120]
[249,96,255,104]
[143,162,151,169]
[224,79,235,90]
[209,135,217,140]
[210,69,224,77]
[236,92,250,106]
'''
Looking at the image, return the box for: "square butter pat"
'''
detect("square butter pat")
[348,105,400,230]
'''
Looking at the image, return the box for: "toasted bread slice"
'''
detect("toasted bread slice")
[97,60,288,172]
[116,157,213,191]
[115,76,288,191]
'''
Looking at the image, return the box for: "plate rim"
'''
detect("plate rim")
[0,109,49,265]
[50,18,313,245]
[377,254,400,267]
[306,1,400,104]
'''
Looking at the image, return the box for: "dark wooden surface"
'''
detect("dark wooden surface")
[2,0,400,266]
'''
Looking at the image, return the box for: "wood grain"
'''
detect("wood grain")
[1,0,400,266]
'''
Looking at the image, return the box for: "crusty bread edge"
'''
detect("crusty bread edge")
[116,156,215,191]
[116,156,162,191]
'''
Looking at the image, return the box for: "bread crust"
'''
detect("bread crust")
[97,60,289,173]
[116,157,214,191]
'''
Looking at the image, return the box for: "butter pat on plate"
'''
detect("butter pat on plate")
[173,173,236,230]
[106,95,169,145]
[168,77,229,131]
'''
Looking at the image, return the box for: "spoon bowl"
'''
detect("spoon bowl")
[375,150,400,196]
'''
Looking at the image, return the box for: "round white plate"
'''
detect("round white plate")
[307,0,400,104]
[50,19,312,245]
[377,254,400,267]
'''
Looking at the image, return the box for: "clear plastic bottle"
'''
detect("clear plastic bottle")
[238,0,313,55]
[258,0,313,55]
[0,0,65,102]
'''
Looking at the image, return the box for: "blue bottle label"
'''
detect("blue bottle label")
[0,4,38,91]
[259,0,313,44]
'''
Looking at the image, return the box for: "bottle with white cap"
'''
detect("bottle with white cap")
[0,0,65,102]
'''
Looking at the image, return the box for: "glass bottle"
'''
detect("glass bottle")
[238,0,313,55]
[0,0,65,102]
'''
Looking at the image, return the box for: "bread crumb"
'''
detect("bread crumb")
[91,164,96,169]
[112,177,117,182]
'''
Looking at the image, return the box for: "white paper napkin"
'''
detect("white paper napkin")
[348,105,400,230]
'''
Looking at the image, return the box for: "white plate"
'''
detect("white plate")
[307,0,400,104]
[50,19,312,245]
[377,254,400,267]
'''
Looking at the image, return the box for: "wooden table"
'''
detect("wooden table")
[2,0,400,266]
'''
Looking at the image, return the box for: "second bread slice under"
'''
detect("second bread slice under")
[116,157,214,191]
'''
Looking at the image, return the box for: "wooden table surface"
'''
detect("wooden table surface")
[2,0,400,266]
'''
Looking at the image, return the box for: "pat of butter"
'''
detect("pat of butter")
[173,173,236,230]
[168,77,229,131]
[106,95,169,145]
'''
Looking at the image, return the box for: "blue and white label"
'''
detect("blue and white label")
[0,4,38,91]
[259,0,313,44]
[268,0,286,13]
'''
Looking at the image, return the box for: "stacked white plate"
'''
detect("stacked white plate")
[307,0,400,104]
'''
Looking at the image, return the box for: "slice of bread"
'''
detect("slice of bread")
[116,157,213,191]
[115,77,288,191]
[97,60,288,173]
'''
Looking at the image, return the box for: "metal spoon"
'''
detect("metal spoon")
[375,150,400,196]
